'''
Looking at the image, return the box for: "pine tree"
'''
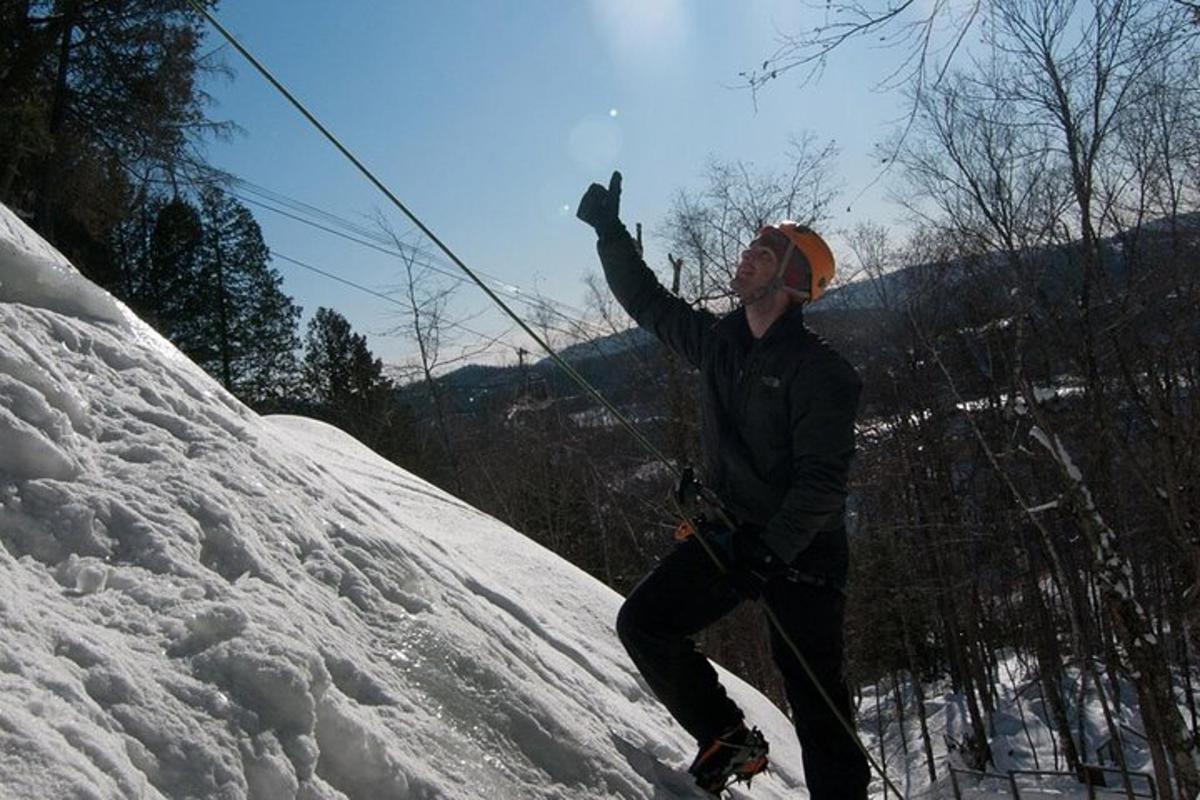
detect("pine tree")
[189,187,300,407]
[111,188,301,407]
[104,194,203,342]
[242,260,303,408]
[301,307,394,446]
[0,1,227,272]
[148,197,204,338]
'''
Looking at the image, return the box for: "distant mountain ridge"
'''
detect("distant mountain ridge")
[417,212,1197,402]
[539,326,654,366]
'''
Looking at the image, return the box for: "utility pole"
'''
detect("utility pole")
[517,347,530,396]
[666,253,689,464]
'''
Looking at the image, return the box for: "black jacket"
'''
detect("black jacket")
[597,225,862,586]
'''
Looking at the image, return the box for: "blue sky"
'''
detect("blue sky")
[200,1,912,368]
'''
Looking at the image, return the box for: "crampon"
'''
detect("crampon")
[688,724,770,795]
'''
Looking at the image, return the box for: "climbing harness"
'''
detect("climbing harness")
[186,4,903,794]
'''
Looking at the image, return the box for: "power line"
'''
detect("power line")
[272,250,521,358]
[195,165,650,354]
[266,222,602,351]
[189,0,680,480]
[194,174,680,377]
[235,188,620,343]
[205,167,609,333]
[274,249,640,387]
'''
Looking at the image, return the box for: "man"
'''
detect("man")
[577,172,869,798]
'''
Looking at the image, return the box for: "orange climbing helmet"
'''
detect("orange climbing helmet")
[757,222,836,302]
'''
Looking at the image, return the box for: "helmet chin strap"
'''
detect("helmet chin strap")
[740,239,800,306]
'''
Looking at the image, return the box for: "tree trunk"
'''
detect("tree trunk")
[937,549,991,767]
[214,241,232,392]
[940,594,990,769]
[34,0,78,236]
[1085,663,1138,800]
[1028,424,1200,797]
[420,360,461,494]
[901,606,938,784]
[964,587,997,722]
[874,686,890,798]
[892,668,909,759]
[1029,566,1082,774]
[1171,575,1200,744]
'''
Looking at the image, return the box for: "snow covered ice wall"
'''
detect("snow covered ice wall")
[0,202,807,800]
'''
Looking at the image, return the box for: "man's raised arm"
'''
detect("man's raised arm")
[578,171,716,370]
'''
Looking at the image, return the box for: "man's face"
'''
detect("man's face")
[731,231,782,302]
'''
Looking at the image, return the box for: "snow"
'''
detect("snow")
[0,206,128,327]
[855,652,1172,800]
[0,202,811,798]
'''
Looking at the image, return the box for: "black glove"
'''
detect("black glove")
[731,533,788,597]
[695,524,786,600]
[673,466,704,515]
[576,170,623,235]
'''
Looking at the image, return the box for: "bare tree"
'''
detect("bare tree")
[661,133,840,310]
[377,219,471,493]
[753,2,1199,793]
[741,1,980,95]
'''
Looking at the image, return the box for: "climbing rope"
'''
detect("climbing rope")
[187,0,678,484]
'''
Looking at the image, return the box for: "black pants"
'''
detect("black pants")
[616,537,869,799]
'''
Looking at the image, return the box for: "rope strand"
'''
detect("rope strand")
[187,1,680,479]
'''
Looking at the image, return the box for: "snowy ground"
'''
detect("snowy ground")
[0,202,807,798]
[855,652,1173,799]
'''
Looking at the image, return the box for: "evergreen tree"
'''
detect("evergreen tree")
[242,259,304,408]
[301,307,394,446]
[303,307,356,409]
[189,186,300,407]
[0,1,226,276]
[104,194,202,339]
[148,197,203,337]
[107,188,301,408]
